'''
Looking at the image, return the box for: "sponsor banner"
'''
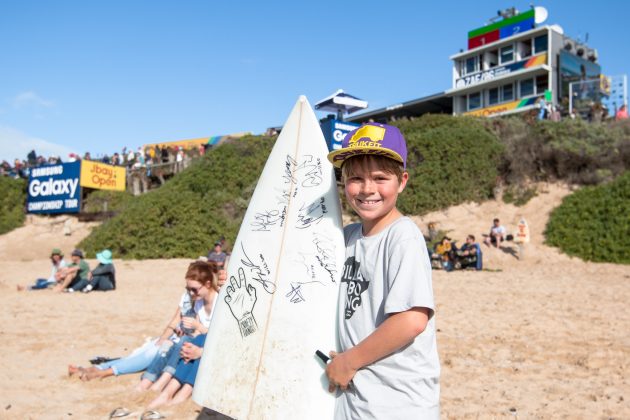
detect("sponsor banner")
[456,53,547,89]
[27,161,81,214]
[468,9,535,39]
[80,160,126,191]
[464,96,539,117]
[320,119,360,151]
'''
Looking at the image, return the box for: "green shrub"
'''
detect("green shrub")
[79,136,275,259]
[0,177,26,234]
[545,171,630,264]
[487,117,630,185]
[82,189,134,213]
[394,115,503,214]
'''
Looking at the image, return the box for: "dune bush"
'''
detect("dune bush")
[0,177,26,235]
[394,114,503,214]
[78,136,275,259]
[545,171,630,264]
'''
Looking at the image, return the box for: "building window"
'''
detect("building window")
[485,50,498,69]
[468,92,482,110]
[536,75,548,94]
[534,34,548,54]
[502,83,514,102]
[464,56,479,75]
[488,87,499,105]
[520,78,535,97]
[520,39,532,59]
[500,44,514,64]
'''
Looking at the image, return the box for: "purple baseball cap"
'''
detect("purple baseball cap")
[326,122,407,169]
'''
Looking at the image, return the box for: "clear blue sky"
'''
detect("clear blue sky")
[1,0,628,162]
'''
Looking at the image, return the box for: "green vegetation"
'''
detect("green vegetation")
[394,115,503,214]
[545,172,630,264]
[487,118,630,185]
[52,115,630,262]
[82,190,134,214]
[0,177,26,235]
[78,136,275,259]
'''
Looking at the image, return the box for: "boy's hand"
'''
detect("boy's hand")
[325,351,357,392]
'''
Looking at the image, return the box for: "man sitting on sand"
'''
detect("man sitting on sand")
[484,218,506,247]
[53,249,90,292]
[17,248,67,291]
[69,249,116,293]
[206,241,227,268]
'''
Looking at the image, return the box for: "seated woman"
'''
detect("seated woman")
[70,249,116,292]
[432,237,456,271]
[135,265,225,393]
[68,261,220,381]
[143,333,207,414]
[17,248,67,291]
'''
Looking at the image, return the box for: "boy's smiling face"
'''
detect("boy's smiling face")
[344,157,408,236]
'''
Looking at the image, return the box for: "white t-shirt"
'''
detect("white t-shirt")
[336,217,440,420]
[48,259,67,282]
[179,291,215,329]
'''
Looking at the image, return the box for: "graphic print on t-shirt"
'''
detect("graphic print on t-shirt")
[341,256,369,319]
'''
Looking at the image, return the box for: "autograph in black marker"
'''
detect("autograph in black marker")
[240,243,276,294]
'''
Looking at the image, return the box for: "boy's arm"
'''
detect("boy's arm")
[326,307,430,392]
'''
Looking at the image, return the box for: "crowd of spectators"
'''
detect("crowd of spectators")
[1,143,207,180]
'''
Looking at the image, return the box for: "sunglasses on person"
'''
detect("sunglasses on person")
[186,285,203,295]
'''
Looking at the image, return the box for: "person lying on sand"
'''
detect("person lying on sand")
[68,261,222,382]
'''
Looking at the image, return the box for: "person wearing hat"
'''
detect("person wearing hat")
[54,249,91,292]
[324,123,440,418]
[71,249,116,293]
[206,240,227,268]
[17,248,68,291]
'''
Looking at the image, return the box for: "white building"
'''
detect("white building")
[447,8,600,117]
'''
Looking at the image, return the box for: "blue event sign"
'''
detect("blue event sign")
[320,119,360,152]
[27,161,82,214]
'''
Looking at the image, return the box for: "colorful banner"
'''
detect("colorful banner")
[468,9,535,49]
[27,162,81,214]
[464,96,539,117]
[80,160,126,191]
[456,53,547,89]
[319,119,360,152]
[468,9,535,38]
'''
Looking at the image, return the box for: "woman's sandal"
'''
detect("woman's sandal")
[140,410,165,420]
[109,407,132,418]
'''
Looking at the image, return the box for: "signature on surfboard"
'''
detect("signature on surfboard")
[240,243,276,294]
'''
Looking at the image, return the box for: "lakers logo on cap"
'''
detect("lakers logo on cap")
[348,125,386,147]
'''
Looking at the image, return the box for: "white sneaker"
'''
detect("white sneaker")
[82,284,94,293]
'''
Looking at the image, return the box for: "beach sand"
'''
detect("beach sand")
[0,183,628,419]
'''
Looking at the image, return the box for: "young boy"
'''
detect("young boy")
[326,122,440,419]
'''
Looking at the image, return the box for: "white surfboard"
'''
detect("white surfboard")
[193,96,344,419]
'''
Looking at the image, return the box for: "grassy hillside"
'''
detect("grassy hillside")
[0,177,26,235]
[79,116,504,259]
[78,136,275,258]
[545,171,630,264]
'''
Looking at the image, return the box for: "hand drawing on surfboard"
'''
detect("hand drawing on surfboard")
[225,267,259,338]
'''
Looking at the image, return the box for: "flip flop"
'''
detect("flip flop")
[109,407,131,418]
[140,411,165,420]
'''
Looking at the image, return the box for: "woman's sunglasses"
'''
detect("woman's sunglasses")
[186,286,202,295]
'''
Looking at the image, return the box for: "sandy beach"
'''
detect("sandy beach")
[0,183,628,419]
